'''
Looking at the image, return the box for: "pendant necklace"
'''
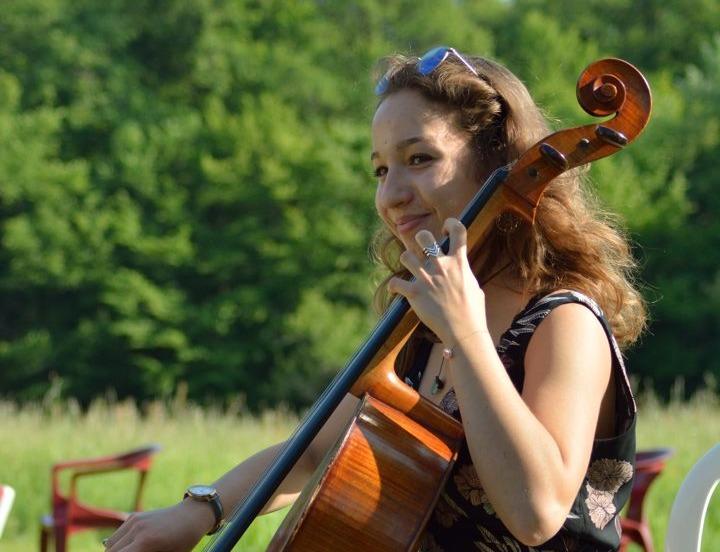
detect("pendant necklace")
[430,347,453,395]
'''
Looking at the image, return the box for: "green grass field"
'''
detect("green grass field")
[1,392,718,551]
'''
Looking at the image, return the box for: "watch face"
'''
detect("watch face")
[188,485,216,498]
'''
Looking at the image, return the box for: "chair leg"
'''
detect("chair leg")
[39,525,50,552]
[53,525,68,552]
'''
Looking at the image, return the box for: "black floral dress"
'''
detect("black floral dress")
[403,291,636,552]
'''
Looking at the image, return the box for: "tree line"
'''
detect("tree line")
[1,0,718,409]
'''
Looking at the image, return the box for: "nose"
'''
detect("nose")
[376,167,413,210]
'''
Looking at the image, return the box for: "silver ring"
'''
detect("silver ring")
[422,242,442,258]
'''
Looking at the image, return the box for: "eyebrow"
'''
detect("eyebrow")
[370,136,426,161]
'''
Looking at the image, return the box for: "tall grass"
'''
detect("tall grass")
[631,389,720,551]
[0,395,295,551]
[0,392,718,551]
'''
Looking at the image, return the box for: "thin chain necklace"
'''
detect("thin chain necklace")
[430,260,513,395]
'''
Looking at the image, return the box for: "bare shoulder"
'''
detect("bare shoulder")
[537,296,607,339]
[525,296,611,378]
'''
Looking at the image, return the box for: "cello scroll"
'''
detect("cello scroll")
[501,58,651,223]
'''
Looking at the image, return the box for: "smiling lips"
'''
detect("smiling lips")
[394,213,430,234]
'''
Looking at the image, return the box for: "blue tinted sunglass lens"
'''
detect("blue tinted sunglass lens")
[374,74,390,95]
[375,46,459,95]
[417,47,450,75]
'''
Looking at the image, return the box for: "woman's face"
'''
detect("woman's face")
[371,89,479,257]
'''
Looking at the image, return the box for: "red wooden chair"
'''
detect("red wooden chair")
[39,444,161,552]
[620,447,675,552]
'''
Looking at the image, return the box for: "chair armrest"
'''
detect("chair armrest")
[52,444,162,472]
[51,444,162,500]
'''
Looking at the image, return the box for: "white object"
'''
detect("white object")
[665,443,720,552]
[0,484,15,538]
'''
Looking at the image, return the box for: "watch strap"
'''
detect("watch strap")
[183,487,224,535]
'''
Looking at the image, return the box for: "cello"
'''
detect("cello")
[205,57,652,551]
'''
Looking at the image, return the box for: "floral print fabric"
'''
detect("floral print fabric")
[405,291,637,551]
[585,459,634,530]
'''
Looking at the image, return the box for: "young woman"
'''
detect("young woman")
[105,47,644,552]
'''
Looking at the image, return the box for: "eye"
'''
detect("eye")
[409,153,432,166]
[373,165,388,178]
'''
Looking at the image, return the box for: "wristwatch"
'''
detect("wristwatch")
[183,485,225,535]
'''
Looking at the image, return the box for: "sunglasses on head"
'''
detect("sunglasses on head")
[374,46,479,96]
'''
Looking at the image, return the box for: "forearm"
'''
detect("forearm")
[104,442,316,552]
[105,398,356,551]
[211,440,316,523]
[204,393,358,532]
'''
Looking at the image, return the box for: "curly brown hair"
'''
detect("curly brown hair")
[370,51,646,348]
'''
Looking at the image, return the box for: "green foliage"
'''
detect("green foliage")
[0,0,718,406]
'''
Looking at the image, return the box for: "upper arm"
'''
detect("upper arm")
[306,393,360,467]
[523,303,612,488]
[268,394,359,511]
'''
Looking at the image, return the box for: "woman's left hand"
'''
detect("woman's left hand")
[387,218,488,344]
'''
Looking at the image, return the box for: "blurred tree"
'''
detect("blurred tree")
[0,0,717,407]
[631,36,720,394]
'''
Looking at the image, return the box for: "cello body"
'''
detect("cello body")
[267,395,463,551]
